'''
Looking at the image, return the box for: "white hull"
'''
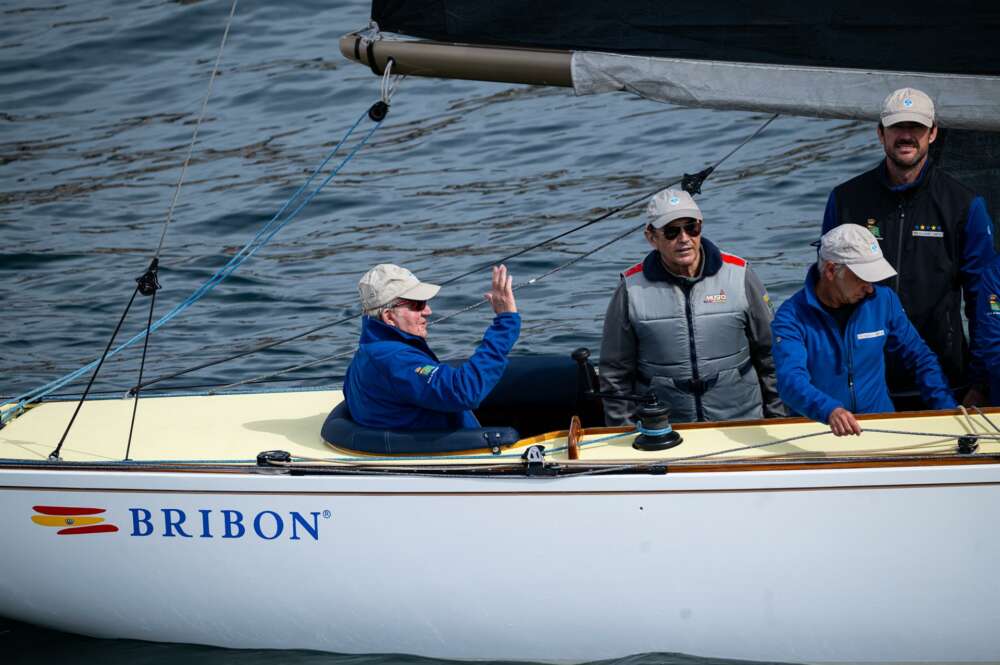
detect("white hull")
[3,461,1000,662]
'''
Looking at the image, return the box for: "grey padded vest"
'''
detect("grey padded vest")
[624,256,763,422]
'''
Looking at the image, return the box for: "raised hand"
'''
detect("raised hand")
[484,264,517,314]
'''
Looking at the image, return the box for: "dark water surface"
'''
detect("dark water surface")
[1,0,881,661]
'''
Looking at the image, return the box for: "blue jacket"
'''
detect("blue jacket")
[344,313,521,430]
[772,266,956,424]
[977,255,1000,406]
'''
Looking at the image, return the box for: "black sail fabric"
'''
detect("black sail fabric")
[372,1,1000,75]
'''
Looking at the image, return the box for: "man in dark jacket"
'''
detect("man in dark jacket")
[599,188,785,425]
[822,87,996,407]
[773,225,956,436]
[344,263,520,430]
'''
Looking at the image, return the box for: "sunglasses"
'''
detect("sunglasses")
[392,298,427,312]
[659,220,702,241]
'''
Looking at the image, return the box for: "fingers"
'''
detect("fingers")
[492,264,506,291]
[486,265,517,314]
[829,407,861,437]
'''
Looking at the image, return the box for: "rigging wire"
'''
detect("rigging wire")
[0,107,385,424]
[156,0,239,259]
[40,2,240,453]
[122,113,783,394]
[125,283,159,460]
[46,288,140,460]
[973,405,1000,434]
[123,0,238,458]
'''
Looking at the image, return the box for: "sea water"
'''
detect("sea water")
[0,0,880,662]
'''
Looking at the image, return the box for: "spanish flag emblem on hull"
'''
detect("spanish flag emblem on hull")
[31,506,119,535]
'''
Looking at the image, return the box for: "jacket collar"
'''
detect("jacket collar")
[878,157,933,194]
[642,237,723,286]
[360,315,435,355]
[803,264,827,312]
[803,264,874,313]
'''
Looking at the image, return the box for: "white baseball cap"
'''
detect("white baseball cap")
[881,87,935,128]
[358,264,440,310]
[646,188,702,229]
[819,225,897,283]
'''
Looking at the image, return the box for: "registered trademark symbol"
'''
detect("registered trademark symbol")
[322,510,331,519]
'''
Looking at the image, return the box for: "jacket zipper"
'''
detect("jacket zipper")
[684,287,705,421]
[847,344,857,413]
[844,312,857,412]
[821,303,858,413]
[894,199,905,291]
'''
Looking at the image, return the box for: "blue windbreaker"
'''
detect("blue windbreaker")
[771,266,956,424]
[977,255,1000,406]
[343,312,521,430]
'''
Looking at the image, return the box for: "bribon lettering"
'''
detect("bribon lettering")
[124,507,326,541]
[222,510,245,538]
[130,508,153,537]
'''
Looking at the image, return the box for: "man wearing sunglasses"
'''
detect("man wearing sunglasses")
[599,188,785,425]
[343,263,520,430]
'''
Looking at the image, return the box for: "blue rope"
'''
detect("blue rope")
[1,109,380,424]
[637,422,673,437]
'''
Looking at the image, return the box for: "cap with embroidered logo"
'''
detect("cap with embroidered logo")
[881,87,935,128]
[819,225,897,283]
[358,264,440,311]
[646,188,702,229]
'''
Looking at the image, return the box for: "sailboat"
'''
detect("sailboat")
[2,2,1000,662]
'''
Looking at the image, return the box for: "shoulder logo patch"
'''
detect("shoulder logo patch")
[415,365,439,381]
[989,293,999,314]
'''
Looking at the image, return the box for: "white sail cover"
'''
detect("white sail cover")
[572,51,1000,131]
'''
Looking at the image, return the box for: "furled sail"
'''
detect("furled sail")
[350,1,1000,130]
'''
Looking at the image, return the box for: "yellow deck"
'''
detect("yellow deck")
[1,390,999,465]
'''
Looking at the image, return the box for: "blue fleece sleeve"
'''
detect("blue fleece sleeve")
[386,313,521,413]
[962,196,997,383]
[771,303,842,424]
[821,190,838,234]
[883,290,957,409]
[977,257,1000,398]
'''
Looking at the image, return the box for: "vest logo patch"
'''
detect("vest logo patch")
[989,293,999,314]
[866,218,881,239]
[857,329,886,340]
[912,224,943,238]
[704,289,727,304]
